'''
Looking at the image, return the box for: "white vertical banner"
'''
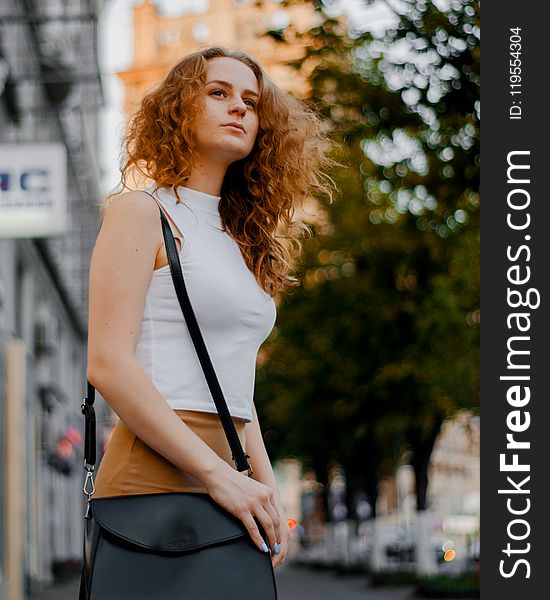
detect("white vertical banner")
[0,143,68,238]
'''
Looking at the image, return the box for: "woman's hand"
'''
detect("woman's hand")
[270,500,290,569]
[204,462,283,559]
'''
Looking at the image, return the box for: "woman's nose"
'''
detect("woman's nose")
[229,99,247,117]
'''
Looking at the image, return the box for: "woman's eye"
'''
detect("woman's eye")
[210,89,256,109]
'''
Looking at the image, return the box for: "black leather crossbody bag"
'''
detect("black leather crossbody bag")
[79,204,278,599]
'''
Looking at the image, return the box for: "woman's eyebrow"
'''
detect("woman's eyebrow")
[205,79,259,98]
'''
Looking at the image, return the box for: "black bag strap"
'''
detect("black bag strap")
[81,195,253,480]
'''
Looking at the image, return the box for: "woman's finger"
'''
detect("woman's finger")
[240,512,270,554]
[253,504,279,554]
[272,548,286,569]
[271,533,287,569]
[263,501,282,551]
[271,515,290,568]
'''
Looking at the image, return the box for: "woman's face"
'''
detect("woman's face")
[193,57,260,167]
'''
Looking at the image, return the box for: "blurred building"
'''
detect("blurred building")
[377,410,480,559]
[427,411,480,530]
[0,1,103,597]
[119,0,319,119]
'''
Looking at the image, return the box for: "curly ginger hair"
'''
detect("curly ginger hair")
[115,46,337,297]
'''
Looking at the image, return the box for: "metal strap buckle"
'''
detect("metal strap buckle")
[83,469,95,496]
[83,469,96,519]
[233,453,254,478]
[243,454,254,478]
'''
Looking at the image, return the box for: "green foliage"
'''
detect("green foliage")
[256,0,479,509]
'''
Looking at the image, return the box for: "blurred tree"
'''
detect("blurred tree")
[255,0,479,516]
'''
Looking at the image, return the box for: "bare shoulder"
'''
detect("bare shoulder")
[99,190,162,249]
[101,190,160,225]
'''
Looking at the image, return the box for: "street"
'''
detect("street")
[276,564,416,599]
[27,563,442,600]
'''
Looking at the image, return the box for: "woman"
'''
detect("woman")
[87,46,334,572]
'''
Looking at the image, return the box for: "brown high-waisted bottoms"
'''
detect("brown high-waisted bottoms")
[93,409,248,498]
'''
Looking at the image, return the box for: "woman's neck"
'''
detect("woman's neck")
[184,158,227,197]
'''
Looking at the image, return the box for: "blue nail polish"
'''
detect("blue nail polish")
[261,542,269,553]
[273,543,281,554]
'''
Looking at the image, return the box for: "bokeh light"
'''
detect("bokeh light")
[444,549,456,562]
[65,427,83,446]
[56,439,73,459]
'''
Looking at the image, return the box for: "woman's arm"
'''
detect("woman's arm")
[87,191,282,557]
[246,402,282,506]
[246,402,290,567]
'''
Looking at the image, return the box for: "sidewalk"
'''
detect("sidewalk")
[276,564,416,599]
[28,575,81,600]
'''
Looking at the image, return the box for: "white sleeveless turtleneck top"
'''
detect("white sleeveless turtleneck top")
[133,185,277,423]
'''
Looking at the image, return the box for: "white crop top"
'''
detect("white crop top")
[133,185,277,423]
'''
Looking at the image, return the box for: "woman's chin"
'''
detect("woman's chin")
[219,145,254,164]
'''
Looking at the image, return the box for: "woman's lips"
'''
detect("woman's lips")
[223,123,245,133]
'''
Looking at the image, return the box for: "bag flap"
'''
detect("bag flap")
[91,492,247,552]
